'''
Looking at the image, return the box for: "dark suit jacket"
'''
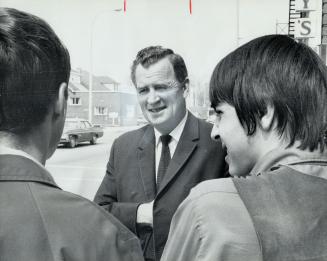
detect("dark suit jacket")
[0,154,144,261]
[94,112,227,260]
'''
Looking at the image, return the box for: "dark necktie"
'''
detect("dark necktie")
[156,135,172,191]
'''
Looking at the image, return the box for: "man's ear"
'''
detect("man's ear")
[260,104,275,131]
[183,78,189,98]
[54,82,68,118]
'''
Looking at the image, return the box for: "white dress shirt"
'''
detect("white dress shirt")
[154,111,188,182]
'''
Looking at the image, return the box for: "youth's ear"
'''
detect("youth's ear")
[54,82,68,117]
[260,104,275,131]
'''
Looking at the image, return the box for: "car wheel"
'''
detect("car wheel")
[68,136,77,148]
[90,135,97,145]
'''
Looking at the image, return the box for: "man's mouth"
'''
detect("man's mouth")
[221,142,229,162]
[148,106,165,113]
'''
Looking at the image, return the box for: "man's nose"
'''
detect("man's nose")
[147,88,160,104]
[211,124,220,141]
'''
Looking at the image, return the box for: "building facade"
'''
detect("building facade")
[68,69,138,126]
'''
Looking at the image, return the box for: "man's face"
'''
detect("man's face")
[135,57,187,134]
[211,103,259,176]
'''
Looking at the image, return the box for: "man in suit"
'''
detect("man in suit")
[94,46,227,260]
[0,8,143,261]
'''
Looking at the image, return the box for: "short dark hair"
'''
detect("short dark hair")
[0,8,70,134]
[210,34,327,151]
[131,46,188,86]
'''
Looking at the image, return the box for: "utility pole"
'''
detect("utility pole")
[236,0,240,47]
[321,0,327,63]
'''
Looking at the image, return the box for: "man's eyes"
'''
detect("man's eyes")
[137,88,148,94]
[154,85,169,91]
[213,109,223,122]
[214,109,223,115]
[137,85,170,94]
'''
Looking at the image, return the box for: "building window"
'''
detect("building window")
[95,106,108,115]
[69,97,82,105]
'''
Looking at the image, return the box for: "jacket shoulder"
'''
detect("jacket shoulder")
[32,183,139,242]
[162,178,261,261]
[7,182,144,261]
[114,125,150,146]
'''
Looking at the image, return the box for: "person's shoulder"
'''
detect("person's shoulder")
[188,178,237,200]
[177,178,239,217]
[178,178,258,245]
[54,189,122,222]
[30,184,144,260]
[115,124,151,142]
[168,178,261,261]
[34,185,136,241]
[111,124,152,151]
[175,178,248,235]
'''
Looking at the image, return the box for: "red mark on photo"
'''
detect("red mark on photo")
[189,0,192,14]
[124,0,126,12]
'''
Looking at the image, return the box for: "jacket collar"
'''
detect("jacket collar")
[0,154,61,189]
[250,148,327,179]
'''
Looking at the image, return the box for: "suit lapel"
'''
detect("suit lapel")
[157,113,199,195]
[137,126,157,199]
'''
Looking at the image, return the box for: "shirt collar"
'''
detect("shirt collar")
[154,111,188,146]
[0,145,45,169]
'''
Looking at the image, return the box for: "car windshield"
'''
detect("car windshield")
[64,121,79,130]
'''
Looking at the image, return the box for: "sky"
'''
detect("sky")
[1,0,289,86]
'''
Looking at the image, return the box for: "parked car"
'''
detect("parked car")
[59,118,104,148]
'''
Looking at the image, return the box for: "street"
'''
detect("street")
[46,126,139,200]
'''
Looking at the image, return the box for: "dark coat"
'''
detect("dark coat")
[0,154,144,261]
[94,113,227,260]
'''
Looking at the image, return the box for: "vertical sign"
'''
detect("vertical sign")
[295,17,316,37]
[295,0,317,11]
[294,0,318,39]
